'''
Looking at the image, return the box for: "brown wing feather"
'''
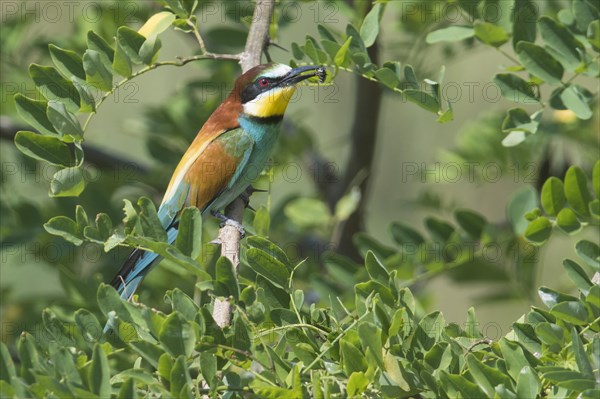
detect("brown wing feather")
[183,139,241,210]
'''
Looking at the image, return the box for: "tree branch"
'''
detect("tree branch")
[329,41,383,261]
[212,0,275,329]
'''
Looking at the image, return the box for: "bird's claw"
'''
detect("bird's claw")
[224,219,246,237]
[211,210,246,237]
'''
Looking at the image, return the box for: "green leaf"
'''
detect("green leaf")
[74,309,103,343]
[501,108,534,133]
[303,37,320,64]
[390,222,424,246]
[360,3,383,47]
[365,251,389,284]
[502,130,527,147]
[138,11,176,38]
[83,49,113,91]
[556,208,581,234]
[404,89,440,113]
[46,100,83,140]
[246,247,290,290]
[403,64,419,89]
[454,209,486,238]
[560,85,593,120]
[233,314,252,352]
[440,371,486,398]
[158,313,196,357]
[170,355,192,398]
[340,339,367,374]
[539,16,585,70]
[539,286,578,308]
[139,35,162,65]
[199,352,216,387]
[512,0,538,49]
[436,102,454,124]
[50,167,85,197]
[49,44,85,80]
[291,42,305,60]
[347,371,369,397]
[116,26,147,64]
[550,301,589,325]
[541,177,566,216]
[374,67,400,89]
[0,343,15,383]
[29,64,80,112]
[426,26,474,43]
[14,94,57,136]
[318,24,337,42]
[284,197,330,228]
[543,369,596,391]
[474,21,509,47]
[563,259,593,294]
[254,206,271,237]
[575,240,600,270]
[358,321,384,368]
[516,42,564,84]
[72,78,96,113]
[175,207,202,258]
[334,36,352,67]
[425,217,455,242]
[246,236,290,268]
[117,378,137,399]
[524,216,552,244]
[215,256,240,300]
[534,322,564,346]
[494,73,539,103]
[137,196,167,242]
[507,186,537,235]
[14,130,71,166]
[564,166,593,216]
[466,354,512,396]
[44,215,83,245]
[498,338,530,382]
[87,31,114,64]
[88,344,110,398]
[355,281,395,305]
[165,291,195,328]
[571,328,594,378]
[113,42,133,78]
[516,366,540,398]
[572,0,598,33]
[587,20,600,52]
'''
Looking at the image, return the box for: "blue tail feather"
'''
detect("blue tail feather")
[110,226,179,300]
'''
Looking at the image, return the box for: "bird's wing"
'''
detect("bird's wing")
[157,127,254,226]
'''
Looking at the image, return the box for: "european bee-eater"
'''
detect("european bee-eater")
[109,63,325,301]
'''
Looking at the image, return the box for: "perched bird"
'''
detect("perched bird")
[109,63,326,302]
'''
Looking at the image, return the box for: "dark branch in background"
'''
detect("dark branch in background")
[0,116,150,174]
[212,0,276,328]
[328,42,382,260]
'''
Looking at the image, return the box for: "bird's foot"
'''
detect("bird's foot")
[224,219,246,237]
[239,186,268,211]
[211,211,246,237]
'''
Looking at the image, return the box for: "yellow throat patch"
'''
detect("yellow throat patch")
[243,86,297,118]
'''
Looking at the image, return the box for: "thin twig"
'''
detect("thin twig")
[82,54,240,132]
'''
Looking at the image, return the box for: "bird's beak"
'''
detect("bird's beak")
[279,65,326,87]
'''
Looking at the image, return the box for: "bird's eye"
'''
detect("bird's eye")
[258,78,269,87]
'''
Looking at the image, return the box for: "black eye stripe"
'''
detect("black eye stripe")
[241,76,283,103]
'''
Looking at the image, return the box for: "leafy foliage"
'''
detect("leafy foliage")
[1,235,598,398]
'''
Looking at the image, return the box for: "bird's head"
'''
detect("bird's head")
[232,63,326,119]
